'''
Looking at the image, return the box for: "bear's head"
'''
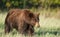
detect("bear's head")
[29,13,40,28]
[23,10,40,28]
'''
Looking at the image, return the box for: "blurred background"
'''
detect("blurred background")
[0,0,60,37]
[0,0,60,10]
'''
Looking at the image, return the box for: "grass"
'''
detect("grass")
[0,9,60,37]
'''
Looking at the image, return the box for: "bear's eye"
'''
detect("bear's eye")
[37,17,39,20]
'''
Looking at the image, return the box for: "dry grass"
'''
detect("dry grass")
[0,9,60,37]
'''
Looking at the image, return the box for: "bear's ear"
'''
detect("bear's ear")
[37,13,40,16]
[24,9,34,18]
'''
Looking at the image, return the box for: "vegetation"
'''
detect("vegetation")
[0,0,60,11]
[0,9,60,37]
[0,0,60,37]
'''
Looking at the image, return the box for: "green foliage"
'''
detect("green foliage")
[41,0,60,7]
[0,0,60,10]
[6,2,11,8]
[13,1,19,6]
[2,0,6,3]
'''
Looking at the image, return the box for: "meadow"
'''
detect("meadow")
[0,9,60,37]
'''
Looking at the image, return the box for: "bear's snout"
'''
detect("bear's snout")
[35,22,40,28]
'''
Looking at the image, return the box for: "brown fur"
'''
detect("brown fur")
[5,9,40,35]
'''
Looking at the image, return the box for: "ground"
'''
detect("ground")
[0,9,60,37]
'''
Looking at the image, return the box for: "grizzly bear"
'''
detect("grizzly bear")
[5,9,40,35]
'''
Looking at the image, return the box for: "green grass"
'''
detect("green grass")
[0,9,60,37]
